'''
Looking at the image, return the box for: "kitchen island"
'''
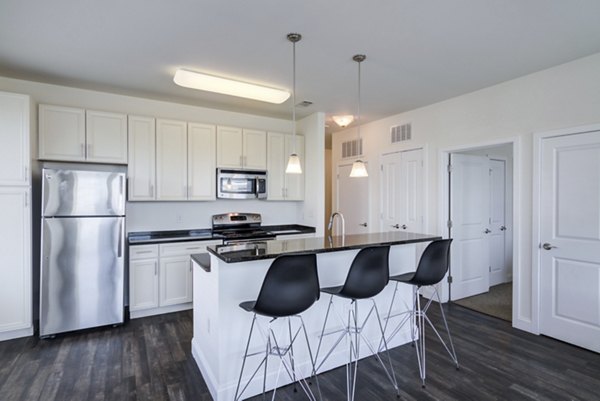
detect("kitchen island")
[191,232,441,401]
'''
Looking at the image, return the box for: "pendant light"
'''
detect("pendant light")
[349,54,368,178]
[285,33,302,174]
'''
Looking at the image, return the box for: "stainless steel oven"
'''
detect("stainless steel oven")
[217,169,267,199]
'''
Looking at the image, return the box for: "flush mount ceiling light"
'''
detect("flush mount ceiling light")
[286,33,303,174]
[332,115,354,128]
[173,69,290,104]
[350,54,368,178]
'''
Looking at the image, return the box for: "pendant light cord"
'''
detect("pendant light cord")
[357,58,361,142]
[292,38,297,153]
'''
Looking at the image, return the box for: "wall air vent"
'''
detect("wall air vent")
[342,138,363,158]
[391,123,412,143]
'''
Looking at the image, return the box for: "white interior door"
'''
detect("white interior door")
[336,164,369,235]
[539,130,600,352]
[380,150,424,233]
[450,154,490,300]
[489,159,509,286]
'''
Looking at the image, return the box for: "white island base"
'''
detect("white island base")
[191,241,429,401]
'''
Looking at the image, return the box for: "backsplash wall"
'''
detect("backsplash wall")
[126,200,303,232]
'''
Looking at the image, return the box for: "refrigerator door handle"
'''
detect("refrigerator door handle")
[117,218,123,258]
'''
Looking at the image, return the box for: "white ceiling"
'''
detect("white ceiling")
[2,0,600,134]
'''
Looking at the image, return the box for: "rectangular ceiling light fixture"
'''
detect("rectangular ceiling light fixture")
[173,68,290,104]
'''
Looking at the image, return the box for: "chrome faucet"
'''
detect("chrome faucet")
[328,212,346,237]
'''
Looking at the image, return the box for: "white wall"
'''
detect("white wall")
[297,112,326,236]
[0,76,325,232]
[332,52,600,333]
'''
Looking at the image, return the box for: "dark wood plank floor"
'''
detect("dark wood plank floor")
[0,304,598,401]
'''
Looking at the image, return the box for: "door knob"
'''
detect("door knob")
[500,225,507,231]
[542,243,557,250]
[391,224,399,229]
[401,224,407,230]
[484,228,492,234]
[359,223,368,227]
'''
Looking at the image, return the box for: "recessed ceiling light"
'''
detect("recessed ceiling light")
[173,68,290,104]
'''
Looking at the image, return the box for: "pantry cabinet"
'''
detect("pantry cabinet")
[0,91,32,342]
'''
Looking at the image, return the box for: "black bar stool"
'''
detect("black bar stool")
[383,239,459,387]
[315,246,399,401]
[234,253,322,401]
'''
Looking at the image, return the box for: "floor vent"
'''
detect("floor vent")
[342,138,363,158]
[391,123,412,143]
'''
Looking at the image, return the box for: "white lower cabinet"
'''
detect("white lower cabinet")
[0,187,32,340]
[129,240,221,318]
[159,256,192,306]
[130,258,159,311]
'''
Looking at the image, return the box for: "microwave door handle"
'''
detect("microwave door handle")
[255,178,259,198]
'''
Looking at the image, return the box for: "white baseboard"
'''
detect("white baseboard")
[130,303,192,319]
[0,326,33,342]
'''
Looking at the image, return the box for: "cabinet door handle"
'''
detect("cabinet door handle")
[239,155,243,166]
[401,224,407,230]
[155,263,158,275]
[81,143,85,156]
[149,183,154,197]
[391,224,399,229]
[87,144,92,157]
[188,185,192,197]
[136,250,154,254]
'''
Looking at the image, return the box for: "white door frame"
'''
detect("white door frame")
[532,123,600,336]
[379,145,429,233]
[438,137,523,329]
[335,161,370,232]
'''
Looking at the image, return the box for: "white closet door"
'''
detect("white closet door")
[450,154,490,300]
[489,159,508,286]
[539,130,600,352]
[336,164,369,235]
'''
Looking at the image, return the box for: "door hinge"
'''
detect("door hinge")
[447,164,453,173]
[447,275,453,284]
[447,220,453,229]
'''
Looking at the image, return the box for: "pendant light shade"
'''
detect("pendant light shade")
[286,33,302,174]
[285,153,302,174]
[350,54,368,178]
[350,160,368,177]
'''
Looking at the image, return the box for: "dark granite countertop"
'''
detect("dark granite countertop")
[191,253,211,272]
[128,224,315,245]
[205,231,441,263]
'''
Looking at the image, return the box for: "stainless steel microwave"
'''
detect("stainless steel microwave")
[217,169,267,199]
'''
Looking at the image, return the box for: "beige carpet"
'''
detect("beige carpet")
[453,282,512,322]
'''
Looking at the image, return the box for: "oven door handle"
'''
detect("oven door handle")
[255,178,260,198]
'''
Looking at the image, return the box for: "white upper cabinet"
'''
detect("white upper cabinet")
[216,126,266,169]
[267,132,304,201]
[188,123,216,200]
[242,129,267,169]
[216,126,243,168]
[156,119,188,201]
[39,104,86,162]
[39,104,127,164]
[85,110,128,164]
[0,92,29,186]
[128,116,156,201]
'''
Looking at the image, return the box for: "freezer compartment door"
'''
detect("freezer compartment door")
[40,216,124,336]
[42,168,125,217]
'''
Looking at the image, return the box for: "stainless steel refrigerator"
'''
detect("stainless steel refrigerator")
[40,163,126,337]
